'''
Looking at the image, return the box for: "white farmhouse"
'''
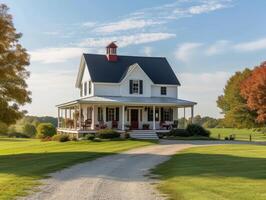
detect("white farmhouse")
[57,42,196,139]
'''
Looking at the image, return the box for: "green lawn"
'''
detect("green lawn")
[152,144,266,200]
[209,128,266,141]
[0,137,155,200]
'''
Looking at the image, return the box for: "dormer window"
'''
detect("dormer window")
[129,80,143,94]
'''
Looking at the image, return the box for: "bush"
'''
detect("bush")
[96,129,120,139]
[168,128,190,137]
[84,133,95,140]
[0,121,8,135]
[22,124,36,138]
[186,124,210,137]
[52,134,70,142]
[8,132,29,138]
[36,123,56,138]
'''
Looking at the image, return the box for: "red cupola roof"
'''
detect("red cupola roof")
[106,41,118,62]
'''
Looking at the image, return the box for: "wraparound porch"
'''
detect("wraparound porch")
[56,96,196,137]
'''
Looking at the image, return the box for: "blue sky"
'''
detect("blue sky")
[3,0,266,117]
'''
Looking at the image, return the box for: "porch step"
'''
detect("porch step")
[129,132,159,140]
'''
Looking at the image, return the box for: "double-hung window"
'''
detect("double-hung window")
[161,87,167,95]
[84,82,87,96]
[130,80,143,94]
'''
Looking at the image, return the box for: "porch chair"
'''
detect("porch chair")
[82,119,92,130]
[95,120,107,130]
[112,120,118,129]
[160,121,171,130]
[171,120,179,129]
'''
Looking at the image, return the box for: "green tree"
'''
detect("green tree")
[0,121,8,135]
[22,123,36,137]
[217,69,257,128]
[0,4,31,125]
[37,123,56,138]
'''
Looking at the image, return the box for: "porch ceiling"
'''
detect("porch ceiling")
[57,96,197,108]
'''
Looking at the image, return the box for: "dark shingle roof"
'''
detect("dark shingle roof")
[83,54,180,85]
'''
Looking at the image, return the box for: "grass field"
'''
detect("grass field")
[152,144,266,200]
[0,137,155,200]
[209,128,266,141]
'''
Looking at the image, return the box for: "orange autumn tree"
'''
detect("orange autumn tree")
[240,62,266,123]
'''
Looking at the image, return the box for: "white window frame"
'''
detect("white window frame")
[132,80,139,94]
[107,108,115,121]
[161,86,167,95]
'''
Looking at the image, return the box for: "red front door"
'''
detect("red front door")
[131,109,139,129]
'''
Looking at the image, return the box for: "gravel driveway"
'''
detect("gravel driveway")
[22,140,243,200]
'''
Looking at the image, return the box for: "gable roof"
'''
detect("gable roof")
[82,54,181,85]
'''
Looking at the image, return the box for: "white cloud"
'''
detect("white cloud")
[78,33,176,48]
[175,42,202,62]
[205,40,231,55]
[187,1,228,15]
[29,47,85,64]
[82,21,96,27]
[234,38,266,52]
[43,31,60,36]
[143,46,153,56]
[177,71,232,118]
[25,70,78,116]
[94,19,164,33]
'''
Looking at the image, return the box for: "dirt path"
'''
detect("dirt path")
[22,140,242,200]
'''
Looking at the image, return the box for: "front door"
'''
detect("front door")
[131,109,139,129]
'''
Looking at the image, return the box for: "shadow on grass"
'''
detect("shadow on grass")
[154,153,266,180]
[0,152,115,178]
[0,137,31,142]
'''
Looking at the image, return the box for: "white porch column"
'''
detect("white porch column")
[64,108,67,128]
[191,106,194,124]
[122,105,125,131]
[153,105,156,130]
[91,105,95,130]
[57,108,60,128]
[183,107,186,128]
[78,104,81,130]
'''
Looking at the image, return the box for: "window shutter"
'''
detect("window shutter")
[106,107,109,121]
[115,107,119,121]
[129,80,133,94]
[139,80,143,94]
[161,108,164,121]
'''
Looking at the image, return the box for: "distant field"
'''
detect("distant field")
[153,144,266,200]
[209,128,266,141]
[0,137,155,200]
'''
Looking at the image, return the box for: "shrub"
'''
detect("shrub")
[93,138,102,142]
[169,128,190,137]
[84,133,95,140]
[96,129,120,139]
[22,124,36,138]
[8,132,29,138]
[0,121,8,135]
[186,124,210,137]
[52,134,70,142]
[36,123,56,138]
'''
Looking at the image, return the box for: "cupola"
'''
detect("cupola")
[106,41,118,62]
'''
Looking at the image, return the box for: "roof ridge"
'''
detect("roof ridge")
[83,53,166,59]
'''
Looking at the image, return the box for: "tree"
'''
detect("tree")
[37,123,56,138]
[22,123,36,137]
[240,62,266,123]
[217,69,257,128]
[0,121,8,135]
[0,4,31,125]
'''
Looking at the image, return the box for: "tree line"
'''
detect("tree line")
[217,62,266,129]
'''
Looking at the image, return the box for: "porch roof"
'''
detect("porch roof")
[56,96,197,108]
